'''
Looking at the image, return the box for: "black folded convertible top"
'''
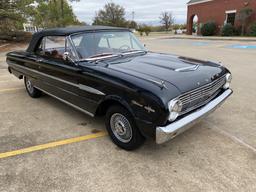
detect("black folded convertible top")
[27,25,129,52]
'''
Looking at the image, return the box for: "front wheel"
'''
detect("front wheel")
[24,76,42,98]
[105,105,145,150]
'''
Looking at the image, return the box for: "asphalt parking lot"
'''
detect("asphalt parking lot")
[1,38,256,192]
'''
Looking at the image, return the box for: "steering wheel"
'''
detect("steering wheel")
[119,45,131,51]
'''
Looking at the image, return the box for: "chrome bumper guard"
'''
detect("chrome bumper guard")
[156,89,233,144]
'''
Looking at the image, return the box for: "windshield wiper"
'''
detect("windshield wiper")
[88,53,115,58]
[81,50,147,62]
[121,50,147,55]
[81,53,120,62]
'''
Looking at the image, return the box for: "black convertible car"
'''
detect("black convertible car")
[6,26,233,150]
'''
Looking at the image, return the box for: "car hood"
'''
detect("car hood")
[106,52,227,93]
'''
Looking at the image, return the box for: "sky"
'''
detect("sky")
[70,0,189,25]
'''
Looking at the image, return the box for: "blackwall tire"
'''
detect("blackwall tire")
[24,76,42,98]
[105,105,145,150]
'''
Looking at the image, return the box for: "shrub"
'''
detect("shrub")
[0,31,32,42]
[137,26,144,36]
[249,22,256,36]
[234,26,242,36]
[137,25,151,36]
[201,21,217,36]
[221,24,236,36]
[137,29,143,36]
[143,26,151,36]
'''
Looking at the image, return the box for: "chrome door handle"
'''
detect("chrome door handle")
[36,58,43,62]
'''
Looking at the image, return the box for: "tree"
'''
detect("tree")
[127,20,138,29]
[159,11,174,32]
[0,0,34,32]
[61,0,80,19]
[33,0,81,28]
[93,3,127,27]
[237,7,253,35]
[0,0,81,32]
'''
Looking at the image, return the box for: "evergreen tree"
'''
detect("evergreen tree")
[0,0,34,32]
[0,0,81,32]
[33,0,81,28]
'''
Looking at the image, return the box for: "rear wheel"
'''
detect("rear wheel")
[24,76,42,98]
[105,105,145,150]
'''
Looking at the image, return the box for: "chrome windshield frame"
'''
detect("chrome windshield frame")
[68,30,146,62]
[67,35,80,63]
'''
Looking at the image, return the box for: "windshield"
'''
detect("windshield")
[70,31,146,60]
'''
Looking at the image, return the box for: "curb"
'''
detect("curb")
[162,36,256,42]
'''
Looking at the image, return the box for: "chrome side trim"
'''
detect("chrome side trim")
[156,89,233,144]
[78,84,105,95]
[9,62,105,95]
[35,86,94,117]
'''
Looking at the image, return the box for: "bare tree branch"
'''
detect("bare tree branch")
[159,11,174,32]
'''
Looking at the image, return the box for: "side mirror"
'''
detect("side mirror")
[63,52,76,64]
[63,52,70,61]
[144,44,146,47]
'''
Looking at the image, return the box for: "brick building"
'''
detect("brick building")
[187,0,256,35]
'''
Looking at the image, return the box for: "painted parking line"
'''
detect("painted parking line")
[0,43,10,48]
[0,87,24,93]
[0,80,17,83]
[0,131,107,159]
[0,75,12,78]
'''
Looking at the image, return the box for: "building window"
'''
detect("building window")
[225,10,237,26]
[227,13,236,25]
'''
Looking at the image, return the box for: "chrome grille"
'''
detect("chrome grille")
[179,75,226,114]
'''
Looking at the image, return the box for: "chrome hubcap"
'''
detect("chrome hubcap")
[26,79,34,93]
[110,113,132,143]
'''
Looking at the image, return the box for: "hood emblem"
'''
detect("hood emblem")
[132,100,155,113]
[144,106,155,113]
[131,100,143,107]
[197,82,201,86]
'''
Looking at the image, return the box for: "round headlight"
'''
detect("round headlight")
[168,99,183,121]
[223,73,232,89]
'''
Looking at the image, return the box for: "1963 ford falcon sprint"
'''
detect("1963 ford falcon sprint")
[6,26,233,150]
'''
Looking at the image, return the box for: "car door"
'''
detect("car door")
[34,36,97,115]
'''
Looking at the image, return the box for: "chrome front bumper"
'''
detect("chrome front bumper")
[156,89,233,144]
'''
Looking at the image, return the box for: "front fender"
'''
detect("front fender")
[98,92,168,139]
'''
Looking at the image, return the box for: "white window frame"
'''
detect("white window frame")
[224,10,237,24]
[187,0,213,6]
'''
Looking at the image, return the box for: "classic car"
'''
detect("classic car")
[6,26,233,150]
